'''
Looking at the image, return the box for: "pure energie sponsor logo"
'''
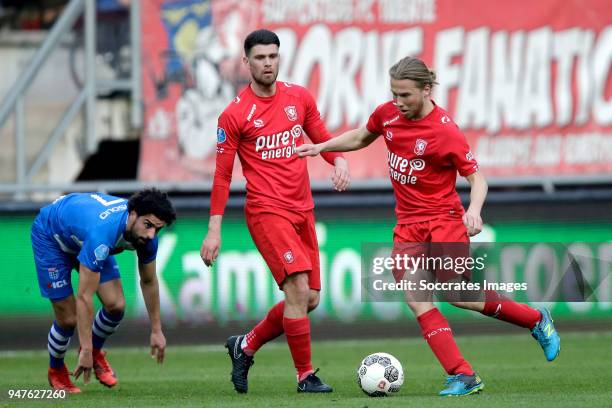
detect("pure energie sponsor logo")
[387,151,425,185]
[254,125,304,160]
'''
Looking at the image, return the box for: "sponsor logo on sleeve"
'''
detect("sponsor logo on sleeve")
[466,151,474,161]
[217,127,227,144]
[441,115,451,124]
[94,244,110,262]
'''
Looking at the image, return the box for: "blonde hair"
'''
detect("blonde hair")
[389,57,438,89]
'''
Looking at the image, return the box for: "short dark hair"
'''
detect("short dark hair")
[127,188,176,226]
[244,29,280,56]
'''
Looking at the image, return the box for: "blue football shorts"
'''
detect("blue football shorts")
[31,214,120,301]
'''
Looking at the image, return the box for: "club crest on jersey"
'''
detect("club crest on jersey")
[254,119,264,128]
[283,250,295,263]
[217,127,227,144]
[385,130,393,141]
[414,139,428,156]
[48,268,59,280]
[284,105,298,121]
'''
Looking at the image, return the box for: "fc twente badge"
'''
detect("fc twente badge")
[414,139,428,155]
[284,105,298,121]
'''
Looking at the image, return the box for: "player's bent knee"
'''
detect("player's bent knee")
[284,272,309,289]
[307,292,320,311]
[283,273,310,304]
[56,315,77,330]
[103,298,126,316]
[292,284,310,301]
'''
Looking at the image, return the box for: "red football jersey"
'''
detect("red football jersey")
[210,82,342,214]
[366,101,479,224]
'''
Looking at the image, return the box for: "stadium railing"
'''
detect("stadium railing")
[0,0,141,200]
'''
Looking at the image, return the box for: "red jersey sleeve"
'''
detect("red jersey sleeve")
[365,106,384,135]
[445,126,479,177]
[210,112,240,215]
[301,89,344,165]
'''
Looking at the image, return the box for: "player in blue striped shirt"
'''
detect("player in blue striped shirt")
[31,188,176,393]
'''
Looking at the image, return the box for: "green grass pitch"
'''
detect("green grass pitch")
[1,331,611,407]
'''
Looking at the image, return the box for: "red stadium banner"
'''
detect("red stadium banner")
[139,0,612,183]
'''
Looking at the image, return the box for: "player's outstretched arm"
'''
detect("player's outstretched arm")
[462,171,488,236]
[74,264,100,383]
[297,126,378,157]
[138,260,166,364]
[201,215,222,266]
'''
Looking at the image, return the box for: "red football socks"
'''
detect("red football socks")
[283,316,314,381]
[243,301,285,355]
[481,290,542,329]
[417,308,474,375]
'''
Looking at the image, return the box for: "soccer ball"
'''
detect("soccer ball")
[357,352,404,397]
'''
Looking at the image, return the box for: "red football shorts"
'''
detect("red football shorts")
[391,215,470,283]
[245,205,321,290]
